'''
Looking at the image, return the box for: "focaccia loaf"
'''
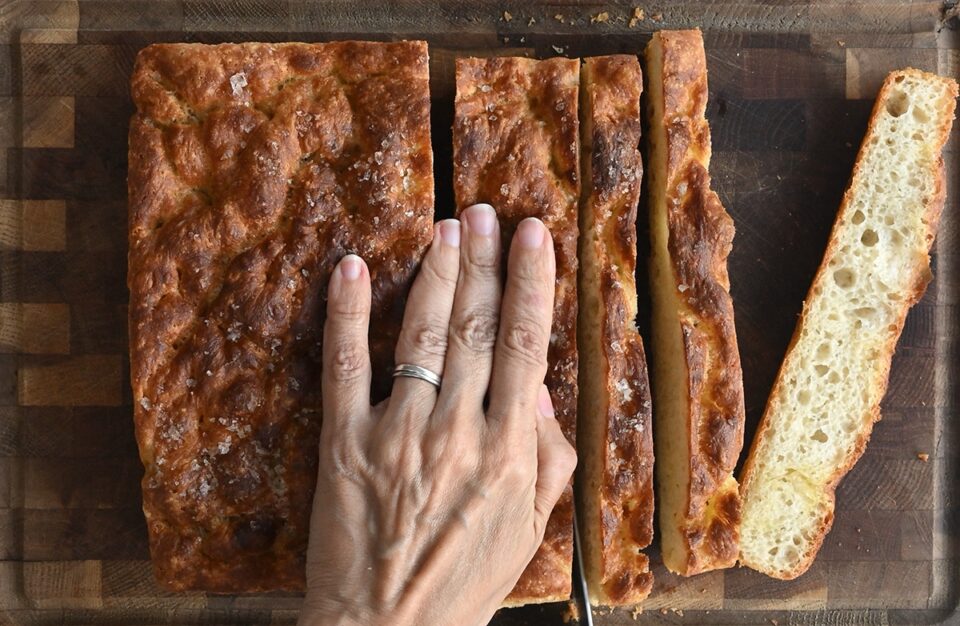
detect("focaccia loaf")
[576,55,654,606]
[453,55,580,605]
[128,41,434,591]
[645,30,745,576]
[739,69,958,580]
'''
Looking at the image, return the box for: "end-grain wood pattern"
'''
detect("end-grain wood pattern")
[0,1,958,625]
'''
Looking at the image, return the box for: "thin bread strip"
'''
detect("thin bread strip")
[644,29,745,576]
[576,55,654,606]
[453,55,580,605]
[128,41,434,591]
[738,69,958,580]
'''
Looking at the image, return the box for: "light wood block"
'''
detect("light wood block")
[845,47,939,99]
[18,355,122,406]
[0,200,67,251]
[0,303,70,354]
[23,96,75,147]
[23,560,102,609]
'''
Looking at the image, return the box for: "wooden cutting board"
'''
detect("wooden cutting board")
[1,1,957,624]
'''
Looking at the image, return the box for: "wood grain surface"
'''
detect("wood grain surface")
[0,0,958,624]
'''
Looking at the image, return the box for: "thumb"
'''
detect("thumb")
[532,384,576,535]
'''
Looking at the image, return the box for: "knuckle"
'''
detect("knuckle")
[403,319,448,359]
[501,317,548,365]
[453,308,499,352]
[485,451,533,488]
[319,434,366,480]
[327,340,367,382]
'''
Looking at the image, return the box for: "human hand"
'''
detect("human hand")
[298,204,577,626]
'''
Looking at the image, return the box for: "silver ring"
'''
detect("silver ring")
[392,363,442,388]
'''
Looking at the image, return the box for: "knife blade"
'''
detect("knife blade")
[572,509,594,626]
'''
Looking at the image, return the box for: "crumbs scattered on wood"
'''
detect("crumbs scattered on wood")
[770,620,780,626]
[837,40,846,47]
[591,11,610,23]
[629,7,645,27]
[917,452,929,462]
[501,10,512,22]
[554,13,565,23]
[552,45,566,55]
[651,12,664,21]
[631,606,643,619]
[528,16,535,26]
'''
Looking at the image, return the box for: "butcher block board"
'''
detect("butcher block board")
[0,1,958,624]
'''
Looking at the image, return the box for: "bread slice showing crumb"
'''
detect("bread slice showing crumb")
[645,29,745,576]
[576,55,654,606]
[738,69,958,580]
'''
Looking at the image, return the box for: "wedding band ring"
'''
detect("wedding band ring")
[392,363,442,388]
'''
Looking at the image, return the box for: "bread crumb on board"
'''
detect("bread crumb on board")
[591,11,610,23]
[561,600,579,623]
[629,7,645,27]
[502,10,512,22]
[917,452,930,462]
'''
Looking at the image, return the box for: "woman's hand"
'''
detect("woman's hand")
[299,204,577,626]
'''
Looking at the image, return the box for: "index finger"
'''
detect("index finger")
[486,217,556,424]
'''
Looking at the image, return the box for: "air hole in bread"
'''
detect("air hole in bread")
[815,343,831,360]
[887,91,910,117]
[860,229,879,246]
[833,268,855,288]
[810,429,828,443]
[798,390,811,405]
[853,307,876,319]
[815,364,829,377]
[828,371,841,384]
[851,210,865,225]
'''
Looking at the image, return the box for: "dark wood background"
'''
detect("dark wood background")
[0,1,958,624]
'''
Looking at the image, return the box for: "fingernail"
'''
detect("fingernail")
[439,219,461,248]
[537,385,555,418]
[517,218,545,249]
[464,203,497,237]
[339,254,362,281]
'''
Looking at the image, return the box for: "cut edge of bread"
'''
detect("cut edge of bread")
[645,29,745,577]
[576,55,655,607]
[737,68,959,580]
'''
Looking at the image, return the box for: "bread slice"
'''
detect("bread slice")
[644,29,745,576]
[738,69,958,580]
[453,56,580,605]
[576,55,654,606]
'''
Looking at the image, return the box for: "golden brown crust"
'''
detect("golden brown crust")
[738,68,958,579]
[577,55,653,606]
[128,41,434,592]
[648,29,745,575]
[453,55,579,604]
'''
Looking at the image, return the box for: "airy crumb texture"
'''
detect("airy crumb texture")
[645,29,745,577]
[739,68,958,580]
[576,55,654,606]
[128,41,434,592]
[453,55,580,605]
